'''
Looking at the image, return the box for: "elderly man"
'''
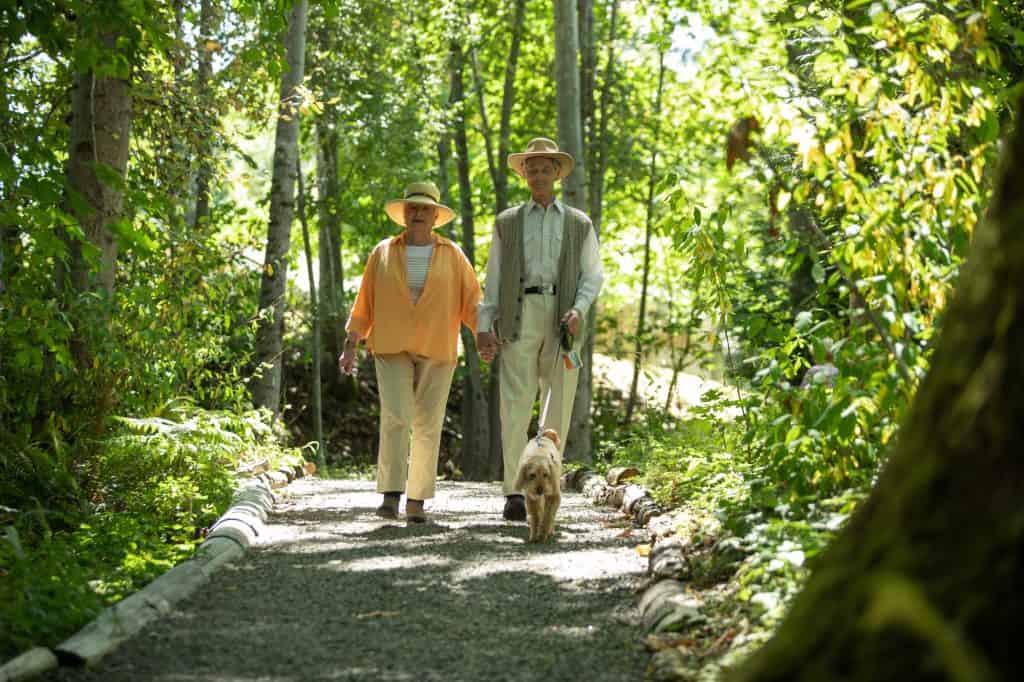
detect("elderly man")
[477,137,604,521]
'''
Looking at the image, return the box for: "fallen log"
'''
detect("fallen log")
[0,647,58,682]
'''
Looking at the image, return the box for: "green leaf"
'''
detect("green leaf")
[108,217,157,254]
[693,207,702,226]
[811,261,826,283]
[93,162,126,192]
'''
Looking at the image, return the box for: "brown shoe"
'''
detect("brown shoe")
[405,498,427,524]
[502,495,526,522]
[376,492,400,519]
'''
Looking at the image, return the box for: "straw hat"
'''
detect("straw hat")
[384,181,455,228]
[508,137,575,180]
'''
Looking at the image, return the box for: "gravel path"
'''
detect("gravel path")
[49,478,650,681]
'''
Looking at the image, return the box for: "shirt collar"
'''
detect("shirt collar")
[526,197,563,214]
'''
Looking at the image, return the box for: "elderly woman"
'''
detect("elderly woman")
[339,181,481,523]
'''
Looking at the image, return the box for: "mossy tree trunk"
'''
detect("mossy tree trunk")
[731,96,1024,682]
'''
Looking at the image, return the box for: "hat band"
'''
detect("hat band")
[404,193,438,202]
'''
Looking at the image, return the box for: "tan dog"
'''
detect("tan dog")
[514,428,562,542]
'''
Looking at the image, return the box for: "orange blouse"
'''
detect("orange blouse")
[346,233,481,364]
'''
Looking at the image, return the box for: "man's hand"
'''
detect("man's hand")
[477,331,499,363]
[560,308,582,337]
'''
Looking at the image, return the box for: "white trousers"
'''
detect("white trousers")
[374,352,456,501]
[499,294,579,494]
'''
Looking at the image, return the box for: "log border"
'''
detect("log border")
[0,463,305,681]
[562,468,694,632]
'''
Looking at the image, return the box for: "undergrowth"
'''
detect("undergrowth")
[0,402,296,659]
[593,386,872,679]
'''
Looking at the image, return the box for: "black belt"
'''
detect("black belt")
[524,285,556,295]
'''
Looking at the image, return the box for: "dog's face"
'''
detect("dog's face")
[515,430,561,497]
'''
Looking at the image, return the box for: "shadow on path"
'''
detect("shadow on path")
[49,479,649,682]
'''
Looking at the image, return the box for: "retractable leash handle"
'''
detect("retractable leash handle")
[559,320,574,352]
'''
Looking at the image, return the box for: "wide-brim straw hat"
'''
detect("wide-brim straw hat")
[508,137,575,180]
[384,181,456,228]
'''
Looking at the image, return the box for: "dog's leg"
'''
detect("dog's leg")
[525,495,543,542]
[540,491,560,541]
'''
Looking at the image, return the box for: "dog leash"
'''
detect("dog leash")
[536,320,573,441]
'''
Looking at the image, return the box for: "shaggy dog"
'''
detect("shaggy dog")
[514,428,562,542]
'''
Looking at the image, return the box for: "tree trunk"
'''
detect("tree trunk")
[449,40,491,480]
[252,0,307,415]
[315,121,344,378]
[296,158,326,471]
[625,48,665,425]
[310,15,345,386]
[496,0,525,214]
[553,0,586,211]
[554,0,591,462]
[588,0,618,235]
[191,0,216,232]
[61,33,133,299]
[578,0,595,165]
[731,94,1024,682]
[566,0,618,462]
[0,52,18,294]
[473,0,527,475]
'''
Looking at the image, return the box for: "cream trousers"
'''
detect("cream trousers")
[499,294,579,494]
[374,352,456,501]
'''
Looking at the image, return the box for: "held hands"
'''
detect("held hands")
[477,331,499,363]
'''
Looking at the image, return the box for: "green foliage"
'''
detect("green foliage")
[2,0,1022,670]
[0,403,286,659]
[637,0,1023,502]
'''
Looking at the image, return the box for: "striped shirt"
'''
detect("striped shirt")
[406,243,434,304]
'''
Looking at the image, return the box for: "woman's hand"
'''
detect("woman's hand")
[339,334,361,375]
[338,347,357,375]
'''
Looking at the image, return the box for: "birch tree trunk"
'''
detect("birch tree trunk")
[554,0,591,462]
[731,94,1024,682]
[252,0,307,415]
[625,48,665,425]
[449,40,491,480]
